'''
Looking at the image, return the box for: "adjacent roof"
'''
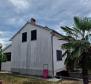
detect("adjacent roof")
[3,44,12,51]
[10,21,62,41]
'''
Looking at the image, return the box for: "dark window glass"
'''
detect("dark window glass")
[31,30,37,40]
[5,52,11,61]
[22,32,27,42]
[56,50,62,61]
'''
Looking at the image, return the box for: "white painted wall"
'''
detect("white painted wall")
[11,23,53,76]
[53,36,66,76]
[3,23,66,77]
[1,62,11,71]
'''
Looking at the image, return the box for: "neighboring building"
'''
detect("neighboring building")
[1,44,11,71]
[1,18,66,77]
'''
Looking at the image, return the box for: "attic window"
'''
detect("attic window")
[56,50,62,61]
[31,30,37,40]
[22,32,27,42]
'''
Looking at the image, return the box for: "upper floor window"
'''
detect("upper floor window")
[56,50,62,61]
[31,30,37,41]
[22,32,27,42]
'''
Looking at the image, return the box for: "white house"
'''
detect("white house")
[1,18,66,77]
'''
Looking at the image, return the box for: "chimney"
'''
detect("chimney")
[30,18,36,25]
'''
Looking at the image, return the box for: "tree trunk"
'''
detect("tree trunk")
[82,67,89,84]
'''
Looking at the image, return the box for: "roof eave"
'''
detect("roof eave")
[9,22,29,41]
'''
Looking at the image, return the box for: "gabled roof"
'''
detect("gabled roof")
[3,44,12,51]
[10,21,62,41]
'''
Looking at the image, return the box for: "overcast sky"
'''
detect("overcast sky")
[0,0,91,47]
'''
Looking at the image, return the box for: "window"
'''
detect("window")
[5,52,11,61]
[22,32,27,42]
[31,30,37,40]
[56,50,62,61]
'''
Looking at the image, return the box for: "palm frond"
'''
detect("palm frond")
[85,34,91,41]
[61,26,74,34]
[62,50,68,57]
[74,16,82,30]
[71,47,81,60]
[61,43,73,50]
[60,16,91,71]
[59,34,76,41]
[74,16,91,32]
[61,26,78,38]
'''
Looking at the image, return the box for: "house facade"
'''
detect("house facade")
[1,18,66,77]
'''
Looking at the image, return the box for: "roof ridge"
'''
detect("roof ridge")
[10,21,62,41]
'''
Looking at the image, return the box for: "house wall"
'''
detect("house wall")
[1,62,11,71]
[53,36,66,76]
[2,23,67,77]
[1,45,12,71]
[11,24,53,76]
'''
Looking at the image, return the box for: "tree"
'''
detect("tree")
[60,17,91,84]
[0,43,6,71]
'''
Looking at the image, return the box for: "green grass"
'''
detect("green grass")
[0,73,91,84]
[0,73,30,84]
[0,73,58,84]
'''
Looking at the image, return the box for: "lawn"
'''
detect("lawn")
[0,73,59,84]
[0,73,31,84]
[0,73,91,84]
[62,80,82,84]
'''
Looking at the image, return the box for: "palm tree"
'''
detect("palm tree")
[60,17,91,84]
[0,43,6,71]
